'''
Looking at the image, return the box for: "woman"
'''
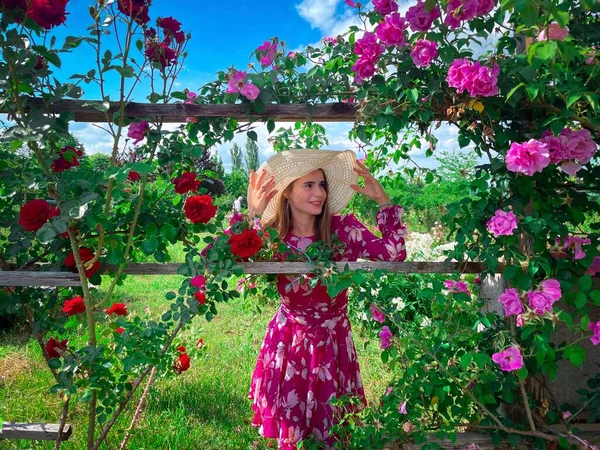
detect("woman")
[246,149,407,449]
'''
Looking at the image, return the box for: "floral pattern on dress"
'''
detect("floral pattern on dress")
[249,205,406,449]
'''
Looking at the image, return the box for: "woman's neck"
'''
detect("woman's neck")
[290,214,317,237]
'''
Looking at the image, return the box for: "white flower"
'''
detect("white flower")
[420,316,432,328]
[391,297,406,311]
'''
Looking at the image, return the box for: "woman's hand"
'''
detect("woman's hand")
[247,169,278,217]
[350,159,390,205]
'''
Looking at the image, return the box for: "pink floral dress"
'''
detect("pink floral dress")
[249,206,407,449]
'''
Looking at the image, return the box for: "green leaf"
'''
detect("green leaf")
[566,92,583,109]
[578,275,592,292]
[160,223,178,242]
[505,82,526,101]
[32,45,61,68]
[528,41,557,66]
[460,353,473,370]
[247,130,258,142]
[574,292,587,309]
[564,344,585,367]
[589,290,600,306]
[48,358,61,369]
[503,265,518,281]
[129,162,154,174]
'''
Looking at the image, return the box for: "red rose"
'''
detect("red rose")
[18,199,53,231]
[45,337,68,359]
[157,16,181,34]
[145,40,178,69]
[34,55,47,70]
[117,0,149,25]
[194,291,206,305]
[64,247,101,278]
[190,275,206,289]
[62,296,86,315]
[26,0,68,30]
[196,338,204,349]
[106,303,127,316]
[172,171,200,194]
[51,146,83,173]
[184,195,217,224]
[176,345,186,353]
[128,171,140,181]
[174,352,190,374]
[229,229,263,259]
[115,327,125,335]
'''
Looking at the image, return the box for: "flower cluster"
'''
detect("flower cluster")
[446,58,500,97]
[497,279,562,318]
[540,128,597,176]
[226,70,260,101]
[0,0,69,29]
[444,279,471,295]
[144,16,185,70]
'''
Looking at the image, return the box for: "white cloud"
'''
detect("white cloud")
[296,0,341,31]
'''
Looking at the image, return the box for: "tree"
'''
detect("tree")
[244,136,260,172]
[230,143,243,171]
[212,154,225,178]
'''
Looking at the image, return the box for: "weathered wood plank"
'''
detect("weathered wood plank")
[0,271,81,287]
[20,99,359,123]
[0,422,72,441]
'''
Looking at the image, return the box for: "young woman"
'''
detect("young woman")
[246,149,407,449]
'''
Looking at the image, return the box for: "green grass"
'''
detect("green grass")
[0,273,390,449]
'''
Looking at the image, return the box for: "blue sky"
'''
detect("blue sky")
[49,1,471,171]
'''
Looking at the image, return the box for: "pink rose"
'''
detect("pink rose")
[376,13,407,47]
[190,275,206,289]
[351,57,377,80]
[373,0,398,15]
[538,23,569,41]
[410,39,437,67]
[486,209,518,237]
[287,51,297,59]
[322,36,338,45]
[405,1,440,32]
[240,83,260,101]
[256,40,277,67]
[345,0,357,6]
[464,62,499,97]
[127,121,150,145]
[446,58,476,93]
[402,421,414,433]
[398,400,408,414]
[526,280,560,316]
[560,129,597,165]
[354,32,384,60]
[226,70,248,94]
[498,288,523,316]
[445,0,478,29]
[505,139,550,176]
[444,280,471,295]
[540,279,561,302]
[588,321,600,346]
[586,256,600,276]
[562,236,591,260]
[492,346,524,371]
[371,305,386,323]
[379,325,393,349]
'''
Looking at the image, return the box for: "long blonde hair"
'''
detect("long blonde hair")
[265,170,332,244]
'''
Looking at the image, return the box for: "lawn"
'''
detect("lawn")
[0,268,390,449]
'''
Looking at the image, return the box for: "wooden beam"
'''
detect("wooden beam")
[0,271,81,287]
[0,422,72,441]
[21,99,359,123]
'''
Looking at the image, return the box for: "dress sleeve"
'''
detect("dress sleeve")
[335,205,407,261]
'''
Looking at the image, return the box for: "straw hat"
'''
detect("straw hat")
[256,149,358,225]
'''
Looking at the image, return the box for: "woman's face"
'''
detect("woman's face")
[285,169,327,218]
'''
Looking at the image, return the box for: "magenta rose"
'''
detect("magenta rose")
[486,209,518,237]
[117,0,150,26]
[354,32,384,59]
[492,346,524,372]
[127,121,150,145]
[446,58,476,93]
[373,0,398,15]
[379,325,393,349]
[505,139,550,176]
[560,129,597,164]
[540,279,561,301]
[351,57,377,80]
[145,41,178,69]
[157,16,181,34]
[498,288,523,316]
[538,22,569,41]
[227,70,247,94]
[376,13,407,47]
[562,236,591,260]
[405,1,440,32]
[371,305,386,323]
[26,0,68,29]
[256,40,277,67]
[465,62,499,97]
[410,39,438,67]
[240,83,260,101]
[588,321,600,346]
[586,257,600,276]
[445,0,478,28]
[527,280,560,315]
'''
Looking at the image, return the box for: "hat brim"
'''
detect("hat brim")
[256,149,358,226]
